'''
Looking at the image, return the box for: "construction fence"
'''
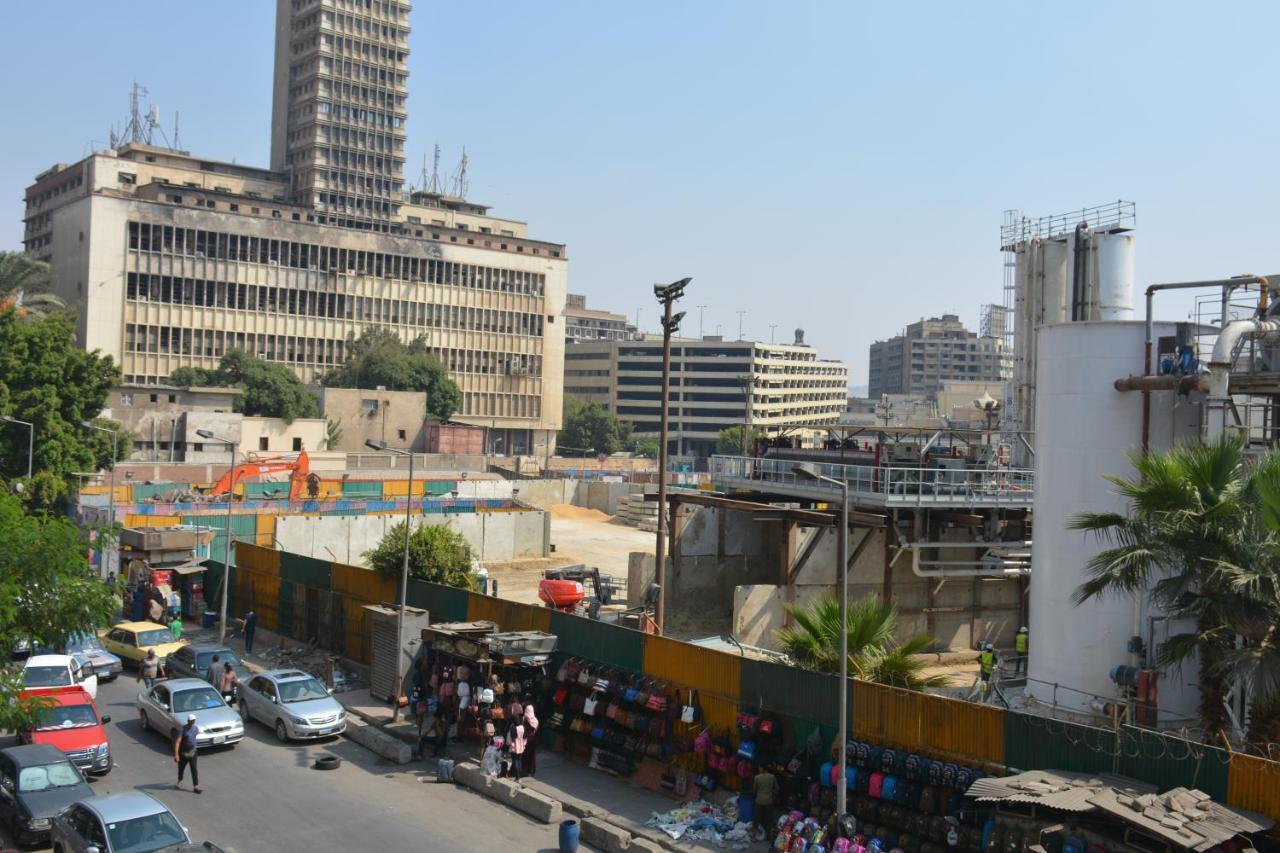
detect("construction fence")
[209,543,1280,823]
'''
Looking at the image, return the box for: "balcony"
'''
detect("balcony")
[709,455,1034,509]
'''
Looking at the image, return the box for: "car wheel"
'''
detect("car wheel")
[239,701,250,723]
[139,708,150,732]
[275,719,290,742]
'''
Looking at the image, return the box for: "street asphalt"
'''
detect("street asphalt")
[1,671,578,852]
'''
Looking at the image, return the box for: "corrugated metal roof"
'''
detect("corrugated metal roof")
[1089,787,1272,852]
[967,770,1156,812]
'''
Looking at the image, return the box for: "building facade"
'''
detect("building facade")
[867,314,1010,399]
[314,386,428,452]
[565,336,848,457]
[23,1,566,459]
[564,293,635,342]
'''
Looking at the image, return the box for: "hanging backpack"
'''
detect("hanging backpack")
[681,690,701,724]
[880,775,898,802]
[869,772,885,799]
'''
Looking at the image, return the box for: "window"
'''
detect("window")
[149,393,158,403]
[259,436,269,451]
[397,429,406,440]
[292,437,303,451]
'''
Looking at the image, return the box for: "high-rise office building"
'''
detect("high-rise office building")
[22,1,567,458]
[867,313,1010,399]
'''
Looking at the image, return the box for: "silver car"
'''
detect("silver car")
[51,790,190,852]
[238,669,347,742]
[62,633,125,682]
[136,678,244,749]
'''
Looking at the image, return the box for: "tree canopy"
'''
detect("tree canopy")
[0,307,122,510]
[634,436,661,458]
[559,395,632,456]
[0,490,118,729]
[169,349,318,422]
[716,425,765,455]
[321,328,461,422]
[0,252,65,319]
[364,520,476,589]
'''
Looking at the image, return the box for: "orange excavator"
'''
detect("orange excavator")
[207,451,310,500]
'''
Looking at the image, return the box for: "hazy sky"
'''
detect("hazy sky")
[3,1,1277,387]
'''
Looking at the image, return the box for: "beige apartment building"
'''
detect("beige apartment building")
[565,335,848,457]
[22,0,566,459]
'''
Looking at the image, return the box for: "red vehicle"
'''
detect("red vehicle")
[18,685,113,775]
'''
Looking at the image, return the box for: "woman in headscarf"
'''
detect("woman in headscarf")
[520,699,539,777]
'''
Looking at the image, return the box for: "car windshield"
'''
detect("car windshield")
[196,651,242,670]
[107,810,188,853]
[279,677,328,703]
[67,634,106,654]
[36,704,99,730]
[23,665,71,687]
[136,629,172,646]
[17,761,82,792]
[172,686,225,713]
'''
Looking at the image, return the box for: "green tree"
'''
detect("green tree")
[634,436,661,458]
[321,328,462,421]
[0,490,118,729]
[325,418,344,450]
[0,309,123,510]
[364,521,476,588]
[559,395,632,455]
[776,594,949,691]
[716,425,765,455]
[168,349,318,422]
[0,252,65,320]
[1070,436,1280,742]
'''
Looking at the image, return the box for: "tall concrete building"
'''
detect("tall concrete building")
[565,334,848,457]
[270,0,409,229]
[867,314,1010,399]
[564,294,635,343]
[22,2,566,458]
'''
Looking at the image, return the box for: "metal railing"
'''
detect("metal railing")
[709,455,1035,505]
[1000,200,1135,245]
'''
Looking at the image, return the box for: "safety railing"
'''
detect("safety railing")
[709,455,1035,506]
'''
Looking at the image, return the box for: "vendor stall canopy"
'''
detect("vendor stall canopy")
[968,771,1272,852]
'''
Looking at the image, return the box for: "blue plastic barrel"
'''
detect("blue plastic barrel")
[559,819,580,853]
[202,610,217,629]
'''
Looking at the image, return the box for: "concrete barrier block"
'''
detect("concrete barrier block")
[581,817,632,853]
[510,784,563,823]
[344,718,411,764]
[625,837,665,853]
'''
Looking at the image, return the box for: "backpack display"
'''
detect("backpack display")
[869,772,885,799]
[880,775,898,801]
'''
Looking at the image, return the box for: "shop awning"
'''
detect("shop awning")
[168,563,207,575]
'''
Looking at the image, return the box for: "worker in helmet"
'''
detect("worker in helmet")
[1014,627,1029,674]
[978,643,997,684]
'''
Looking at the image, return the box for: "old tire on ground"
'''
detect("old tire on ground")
[313,755,341,771]
[275,719,289,742]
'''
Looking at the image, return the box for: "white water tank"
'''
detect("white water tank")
[1026,321,1197,715]
[1096,230,1136,321]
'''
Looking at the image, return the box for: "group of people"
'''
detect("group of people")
[409,681,541,782]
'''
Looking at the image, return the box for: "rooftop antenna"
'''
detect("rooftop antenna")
[449,147,469,199]
[736,310,746,341]
[172,111,181,151]
[123,82,150,144]
[426,144,444,194]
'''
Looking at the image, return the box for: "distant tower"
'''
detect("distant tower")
[270,0,410,230]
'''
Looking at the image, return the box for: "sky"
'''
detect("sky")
[3,1,1278,389]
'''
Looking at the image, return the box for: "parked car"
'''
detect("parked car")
[56,633,125,682]
[22,654,98,700]
[238,669,347,742]
[99,621,186,670]
[136,678,244,748]
[51,790,197,853]
[164,644,250,687]
[17,685,113,775]
[0,743,95,847]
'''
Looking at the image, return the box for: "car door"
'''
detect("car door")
[241,676,266,723]
[70,656,98,700]
[146,684,171,731]
[59,803,100,853]
[170,646,194,679]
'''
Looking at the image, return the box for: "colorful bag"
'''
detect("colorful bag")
[553,686,568,706]
[583,692,600,716]
[606,700,620,720]
[681,689,700,724]
[694,729,712,754]
[737,739,758,761]
[577,667,592,687]
[737,711,760,737]
[624,678,640,703]
[869,771,885,799]
[491,705,506,722]
[696,773,716,791]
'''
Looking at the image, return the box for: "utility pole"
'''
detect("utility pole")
[736,310,746,341]
[696,304,707,339]
[196,429,237,643]
[366,440,414,722]
[3,415,34,480]
[737,374,754,457]
[83,421,120,577]
[769,324,778,344]
[653,277,690,636]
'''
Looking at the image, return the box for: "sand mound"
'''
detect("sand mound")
[548,503,614,522]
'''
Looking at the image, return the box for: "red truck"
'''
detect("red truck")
[17,685,113,775]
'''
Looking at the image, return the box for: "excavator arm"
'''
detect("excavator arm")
[209,451,310,499]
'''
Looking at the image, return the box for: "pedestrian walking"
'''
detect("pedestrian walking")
[173,715,202,793]
[752,764,779,841]
[243,609,258,654]
[205,654,221,686]
[138,649,164,689]
[520,701,539,777]
[169,615,183,641]
[219,661,239,705]
[505,711,527,782]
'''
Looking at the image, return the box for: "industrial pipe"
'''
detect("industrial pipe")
[892,541,1031,578]
[1113,374,1207,393]
[1204,317,1280,439]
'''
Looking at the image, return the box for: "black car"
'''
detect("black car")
[0,743,95,846]
[165,644,251,687]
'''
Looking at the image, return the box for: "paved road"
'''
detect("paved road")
[2,673,575,852]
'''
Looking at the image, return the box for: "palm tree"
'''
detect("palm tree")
[776,594,949,691]
[1070,436,1280,742]
[0,252,64,319]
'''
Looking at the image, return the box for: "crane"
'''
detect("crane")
[206,451,310,500]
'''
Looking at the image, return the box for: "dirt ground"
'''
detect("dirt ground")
[485,504,655,605]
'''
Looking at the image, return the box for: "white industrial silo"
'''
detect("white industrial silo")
[1026,320,1199,718]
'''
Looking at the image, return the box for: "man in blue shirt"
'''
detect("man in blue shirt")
[173,714,202,793]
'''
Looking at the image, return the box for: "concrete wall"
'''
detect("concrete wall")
[577,481,634,515]
[315,387,429,453]
[274,509,549,565]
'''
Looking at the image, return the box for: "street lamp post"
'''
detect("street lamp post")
[2,415,33,481]
[653,277,690,635]
[83,421,120,577]
[366,439,414,722]
[795,462,850,820]
[196,429,237,643]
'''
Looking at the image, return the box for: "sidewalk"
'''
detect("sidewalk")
[335,686,763,851]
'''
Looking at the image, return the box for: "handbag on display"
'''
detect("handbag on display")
[635,679,652,707]
[736,711,759,738]
[553,686,568,706]
[440,681,456,698]
[491,705,505,722]
[646,684,668,712]
[583,691,600,716]
[577,667,592,687]
[457,664,471,682]
[681,689,700,724]
[696,773,716,791]
[758,718,775,737]
[624,677,640,703]
[479,687,495,705]
[693,729,712,754]
[594,673,611,692]
[606,700,620,720]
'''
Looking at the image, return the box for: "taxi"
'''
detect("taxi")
[99,621,186,669]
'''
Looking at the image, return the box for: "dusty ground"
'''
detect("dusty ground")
[485,503,655,605]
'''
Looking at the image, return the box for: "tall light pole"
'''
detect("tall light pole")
[737,374,754,458]
[366,439,414,722]
[83,421,119,577]
[196,429,237,642]
[3,415,34,480]
[696,304,707,339]
[795,462,849,820]
[653,277,690,635]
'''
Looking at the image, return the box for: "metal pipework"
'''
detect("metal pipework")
[1203,317,1280,439]
[1113,374,1207,394]
[1142,275,1269,452]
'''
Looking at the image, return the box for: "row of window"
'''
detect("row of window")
[125,273,546,337]
[123,324,544,378]
[126,221,553,293]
